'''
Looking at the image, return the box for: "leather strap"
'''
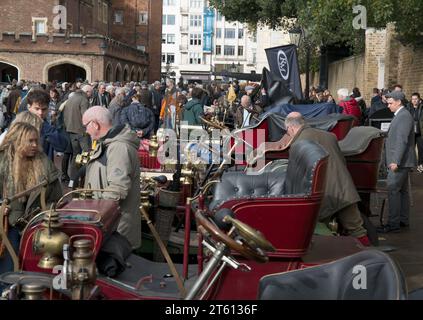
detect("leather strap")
[139,206,187,298]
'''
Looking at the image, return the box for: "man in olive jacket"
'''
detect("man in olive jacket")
[285,112,369,245]
[82,106,141,249]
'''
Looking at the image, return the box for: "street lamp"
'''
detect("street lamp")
[289,27,302,47]
[289,26,311,101]
[165,61,171,79]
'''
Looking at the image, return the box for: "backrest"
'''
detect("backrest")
[258,249,408,300]
[284,140,329,195]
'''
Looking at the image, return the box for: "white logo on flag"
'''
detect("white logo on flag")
[277,50,289,80]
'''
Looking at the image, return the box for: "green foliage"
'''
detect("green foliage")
[209,0,423,48]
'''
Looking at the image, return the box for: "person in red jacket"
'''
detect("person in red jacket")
[337,88,362,126]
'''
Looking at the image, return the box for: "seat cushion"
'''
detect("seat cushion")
[209,140,328,210]
[209,170,287,210]
[284,140,328,195]
[339,126,384,156]
[259,249,407,300]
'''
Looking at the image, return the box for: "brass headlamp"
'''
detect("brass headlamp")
[33,209,69,269]
[75,152,92,167]
[149,135,159,157]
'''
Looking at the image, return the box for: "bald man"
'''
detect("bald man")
[235,95,263,128]
[82,106,141,249]
[285,112,370,246]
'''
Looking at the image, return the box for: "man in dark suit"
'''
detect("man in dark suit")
[378,91,417,233]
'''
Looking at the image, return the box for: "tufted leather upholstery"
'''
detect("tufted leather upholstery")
[258,249,408,300]
[209,140,328,210]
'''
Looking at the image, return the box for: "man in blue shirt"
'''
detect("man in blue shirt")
[27,89,69,160]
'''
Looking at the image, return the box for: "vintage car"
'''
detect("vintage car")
[0,139,369,300]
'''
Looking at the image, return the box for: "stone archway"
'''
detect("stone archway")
[43,58,91,83]
[130,66,136,82]
[115,64,122,82]
[105,63,113,82]
[0,61,20,82]
[137,68,142,82]
[123,65,130,82]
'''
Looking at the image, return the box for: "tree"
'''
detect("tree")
[209,0,423,48]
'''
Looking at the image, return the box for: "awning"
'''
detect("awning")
[213,71,262,82]
[180,73,210,81]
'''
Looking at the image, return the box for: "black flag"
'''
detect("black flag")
[261,67,294,107]
[265,44,303,100]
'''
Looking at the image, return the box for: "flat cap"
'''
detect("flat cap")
[386,91,405,101]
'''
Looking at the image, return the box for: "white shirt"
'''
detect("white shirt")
[394,106,404,116]
[242,108,251,128]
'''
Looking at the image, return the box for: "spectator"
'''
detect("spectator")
[352,87,367,125]
[337,88,361,126]
[369,89,389,118]
[378,91,416,233]
[82,106,141,249]
[183,87,204,126]
[120,93,155,139]
[407,93,423,172]
[27,89,68,160]
[92,83,111,108]
[108,87,127,126]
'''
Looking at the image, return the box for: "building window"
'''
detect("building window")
[103,2,108,24]
[215,28,222,38]
[164,0,176,5]
[238,46,244,56]
[238,28,244,39]
[33,18,47,34]
[162,34,166,44]
[98,1,102,21]
[114,10,123,24]
[167,54,175,64]
[189,52,202,64]
[215,45,221,55]
[251,31,257,42]
[167,34,175,44]
[190,15,202,27]
[216,12,223,21]
[252,49,257,63]
[162,54,166,63]
[190,33,202,46]
[139,11,148,25]
[163,15,176,25]
[190,0,202,8]
[224,28,235,39]
[137,45,146,52]
[224,45,235,56]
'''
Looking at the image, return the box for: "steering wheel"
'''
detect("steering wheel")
[195,210,269,263]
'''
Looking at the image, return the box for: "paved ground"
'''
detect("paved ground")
[370,171,423,291]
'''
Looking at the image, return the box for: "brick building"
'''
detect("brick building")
[0,0,162,83]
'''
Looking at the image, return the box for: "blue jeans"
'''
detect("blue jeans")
[0,227,21,274]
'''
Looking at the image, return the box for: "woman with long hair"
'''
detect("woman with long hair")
[0,122,63,273]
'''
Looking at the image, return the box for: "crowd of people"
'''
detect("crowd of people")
[0,75,421,273]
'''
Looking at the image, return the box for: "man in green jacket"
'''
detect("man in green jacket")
[182,87,204,126]
[82,106,141,249]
